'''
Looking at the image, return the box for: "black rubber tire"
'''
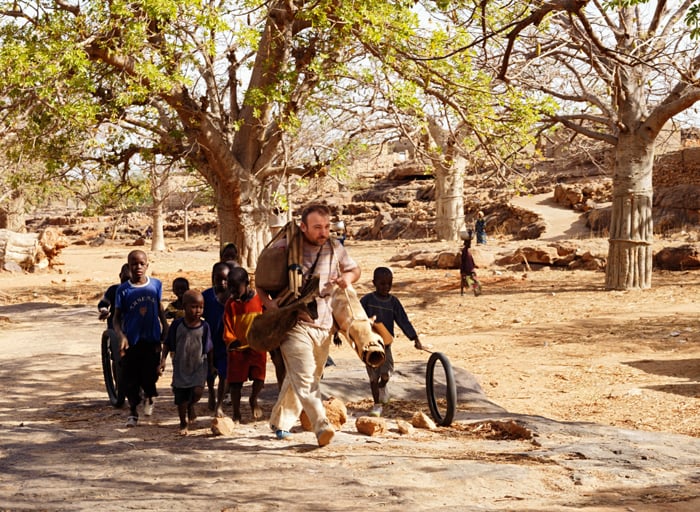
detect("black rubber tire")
[425,351,457,426]
[101,329,125,407]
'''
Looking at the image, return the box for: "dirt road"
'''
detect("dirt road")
[1,237,700,511]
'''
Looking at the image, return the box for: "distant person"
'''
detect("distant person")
[222,267,266,423]
[165,277,190,320]
[203,262,233,415]
[113,250,169,427]
[160,289,214,435]
[98,263,131,329]
[460,230,481,296]
[475,211,487,245]
[360,267,422,417]
[331,219,347,246]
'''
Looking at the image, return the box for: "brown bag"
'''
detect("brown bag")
[248,277,320,352]
[254,221,300,294]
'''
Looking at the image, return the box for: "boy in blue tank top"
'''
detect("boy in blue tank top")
[114,250,169,428]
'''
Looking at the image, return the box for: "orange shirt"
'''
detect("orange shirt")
[222,293,264,350]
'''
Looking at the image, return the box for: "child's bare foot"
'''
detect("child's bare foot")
[179,423,188,436]
[214,406,225,418]
[232,414,242,424]
[207,394,216,411]
[250,399,262,420]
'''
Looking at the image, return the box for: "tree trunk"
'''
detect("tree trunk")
[434,159,465,240]
[605,132,654,290]
[0,191,26,232]
[0,229,39,270]
[216,186,269,268]
[184,207,189,242]
[151,186,165,251]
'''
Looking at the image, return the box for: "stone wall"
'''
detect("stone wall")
[653,147,700,188]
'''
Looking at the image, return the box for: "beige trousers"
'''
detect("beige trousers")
[269,323,332,434]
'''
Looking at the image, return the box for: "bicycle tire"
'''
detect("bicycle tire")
[101,330,125,407]
[425,351,457,426]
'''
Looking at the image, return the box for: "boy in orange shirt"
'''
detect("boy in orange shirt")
[222,267,266,423]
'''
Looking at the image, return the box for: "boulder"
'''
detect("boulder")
[436,251,459,269]
[411,411,437,430]
[396,420,414,435]
[410,252,438,268]
[211,416,236,436]
[356,416,387,436]
[300,396,348,431]
[654,244,700,270]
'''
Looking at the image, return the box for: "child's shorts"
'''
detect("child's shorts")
[172,386,202,405]
[227,348,267,383]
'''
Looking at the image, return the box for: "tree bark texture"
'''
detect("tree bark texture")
[605,132,654,290]
[0,192,26,232]
[150,177,167,252]
[433,161,465,240]
[216,183,269,268]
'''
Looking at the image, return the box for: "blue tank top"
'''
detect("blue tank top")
[115,277,163,346]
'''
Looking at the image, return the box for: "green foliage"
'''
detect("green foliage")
[0,0,552,220]
[687,1,700,39]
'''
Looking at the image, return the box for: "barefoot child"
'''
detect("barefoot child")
[360,267,423,417]
[203,261,233,415]
[222,267,266,423]
[114,250,169,427]
[160,289,214,435]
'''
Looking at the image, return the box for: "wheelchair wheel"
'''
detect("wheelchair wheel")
[425,351,457,426]
[101,329,125,407]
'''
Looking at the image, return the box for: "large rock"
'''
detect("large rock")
[654,244,700,270]
[300,396,348,431]
[436,251,459,269]
[496,246,559,266]
[356,416,387,436]
[411,411,436,430]
[654,185,700,230]
[211,416,236,436]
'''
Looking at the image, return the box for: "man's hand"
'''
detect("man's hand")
[413,337,423,350]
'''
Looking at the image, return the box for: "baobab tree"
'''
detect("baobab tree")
[490,0,700,289]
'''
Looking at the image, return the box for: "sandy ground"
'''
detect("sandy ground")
[1,202,700,510]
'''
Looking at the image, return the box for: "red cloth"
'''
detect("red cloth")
[226,348,266,383]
